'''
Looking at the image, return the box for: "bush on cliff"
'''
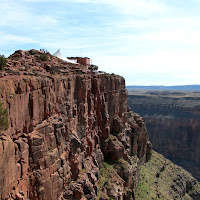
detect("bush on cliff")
[0,55,7,71]
[0,101,9,131]
[38,53,48,61]
[89,64,98,71]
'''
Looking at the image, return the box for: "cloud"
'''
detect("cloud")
[1,0,200,85]
[0,0,60,29]
[104,0,169,15]
[69,0,170,18]
[20,0,169,16]
[0,33,36,44]
[93,49,200,85]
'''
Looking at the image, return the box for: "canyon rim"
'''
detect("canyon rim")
[0,50,151,200]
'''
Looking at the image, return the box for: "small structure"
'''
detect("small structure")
[68,57,91,69]
[53,49,77,64]
[53,49,91,69]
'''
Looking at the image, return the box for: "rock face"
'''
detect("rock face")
[0,50,151,199]
[128,91,200,181]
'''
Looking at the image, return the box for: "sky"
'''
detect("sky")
[1,0,200,86]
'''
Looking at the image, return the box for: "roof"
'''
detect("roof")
[53,49,76,64]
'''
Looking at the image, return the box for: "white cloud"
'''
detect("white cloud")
[1,0,200,85]
[21,0,169,16]
[104,0,169,15]
[71,0,170,17]
[0,32,36,45]
[0,0,59,29]
[93,49,200,85]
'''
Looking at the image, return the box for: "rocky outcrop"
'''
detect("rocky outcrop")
[0,135,17,200]
[128,91,200,181]
[0,50,151,199]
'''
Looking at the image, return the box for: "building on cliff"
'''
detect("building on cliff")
[68,57,91,69]
[53,49,91,69]
[53,49,76,64]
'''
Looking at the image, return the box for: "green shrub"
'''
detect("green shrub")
[38,53,48,61]
[49,66,59,74]
[29,50,39,55]
[0,101,9,131]
[33,71,39,76]
[25,66,29,71]
[0,55,6,71]
[89,64,98,71]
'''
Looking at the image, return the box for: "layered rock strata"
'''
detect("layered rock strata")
[0,50,151,200]
[128,92,200,181]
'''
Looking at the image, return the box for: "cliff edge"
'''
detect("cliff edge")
[0,50,151,200]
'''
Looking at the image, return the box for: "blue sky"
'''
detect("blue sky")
[1,0,200,85]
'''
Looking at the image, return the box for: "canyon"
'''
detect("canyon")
[0,50,200,200]
[128,90,200,182]
[0,50,151,200]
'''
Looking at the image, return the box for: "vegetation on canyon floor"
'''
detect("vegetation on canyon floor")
[97,162,117,199]
[135,151,200,200]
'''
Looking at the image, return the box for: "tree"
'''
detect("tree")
[0,55,7,71]
[89,64,98,71]
[38,53,48,61]
[0,101,9,131]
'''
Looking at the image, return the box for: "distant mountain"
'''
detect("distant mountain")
[126,85,200,91]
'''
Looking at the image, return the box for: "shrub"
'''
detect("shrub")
[25,66,29,71]
[89,64,98,71]
[0,55,6,71]
[38,53,48,61]
[0,101,9,131]
[49,66,59,74]
[33,71,39,76]
[29,50,39,55]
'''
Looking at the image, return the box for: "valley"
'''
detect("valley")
[128,89,200,181]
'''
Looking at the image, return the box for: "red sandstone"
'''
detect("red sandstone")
[0,50,151,200]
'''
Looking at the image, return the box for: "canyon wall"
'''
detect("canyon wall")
[128,92,200,181]
[0,50,151,200]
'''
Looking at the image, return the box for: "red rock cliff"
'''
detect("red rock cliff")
[0,50,151,200]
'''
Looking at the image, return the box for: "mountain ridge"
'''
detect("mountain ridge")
[126,85,200,91]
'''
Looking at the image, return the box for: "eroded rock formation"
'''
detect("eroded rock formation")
[0,50,151,199]
[128,92,200,181]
